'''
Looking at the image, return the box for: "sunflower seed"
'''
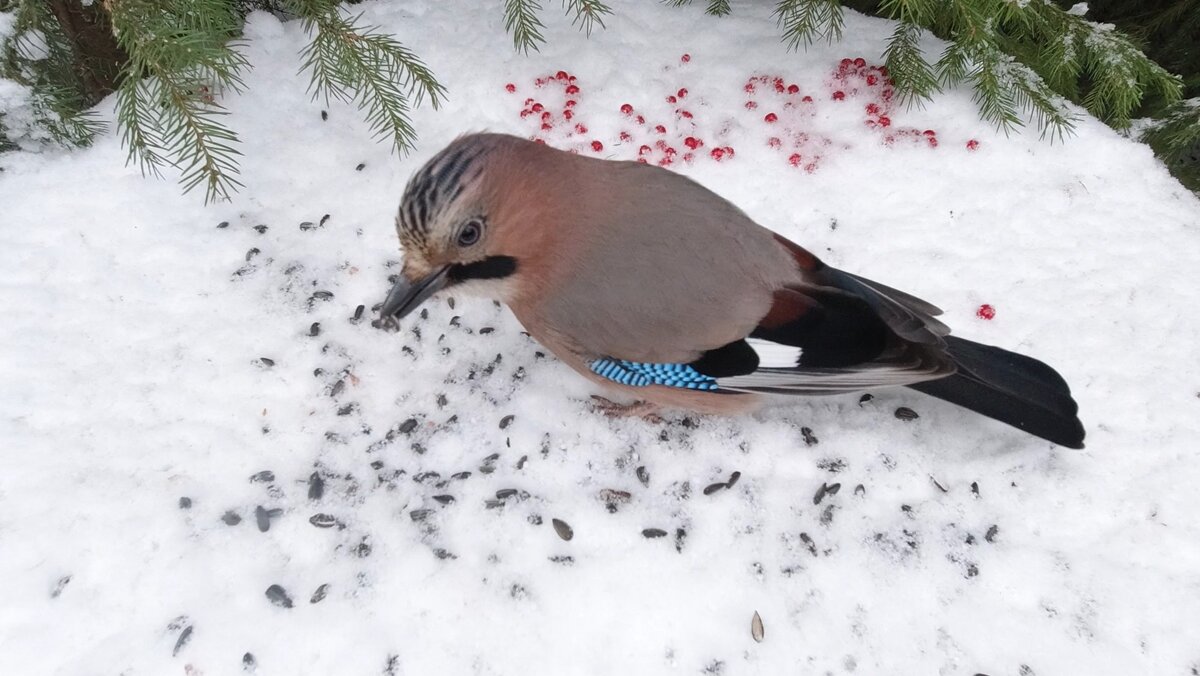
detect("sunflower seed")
[309,513,337,528]
[894,407,919,421]
[496,488,519,500]
[265,585,293,608]
[552,518,574,541]
[310,291,334,302]
[703,482,727,496]
[355,163,365,171]
[985,525,999,543]
[308,322,321,337]
[245,247,260,261]
[217,221,229,229]
[858,393,874,405]
[854,484,865,496]
[642,528,668,538]
[433,494,455,505]
[479,327,495,334]
[813,482,841,505]
[399,418,418,434]
[499,414,515,429]
[178,497,192,509]
[801,427,819,446]
[253,224,268,234]
[409,508,433,522]
[516,455,528,470]
[726,471,742,488]
[243,652,256,669]
[320,214,330,226]
[451,471,472,481]
[751,611,764,642]
[636,466,650,486]
[221,510,242,526]
[256,357,275,368]
[675,527,687,552]
[310,584,329,604]
[308,472,324,500]
[255,506,272,532]
[931,475,948,493]
[299,221,316,231]
[172,624,193,656]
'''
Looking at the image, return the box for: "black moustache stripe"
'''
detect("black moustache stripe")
[447,256,518,283]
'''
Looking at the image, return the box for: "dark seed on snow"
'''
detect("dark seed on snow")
[413,471,440,483]
[250,470,275,483]
[971,481,980,496]
[172,624,193,656]
[337,403,357,416]
[178,497,192,509]
[552,518,574,541]
[675,527,687,552]
[726,471,742,488]
[329,379,345,397]
[309,322,321,337]
[410,508,433,522]
[309,513,337,528]
[308,472,324,500]
[253,224,268,234]
[399,418,418,434]
[354,539,372,558]
[310,584,329,604]
[310,291,334,301]
[894,407,919,421]
[299,221,316,231]
[499,414,515,429]
[245,247,260,261]
[642,528,668,538]
[353,304,365,321]
[265,584,293,608]
[433,494,455,505]
[217,221,229,228]
[320,214,330,226]
[50,575,70,598]
[479,327,495,334]
[496,489,518,500]
[801,427,819,446]
[451,471,471,481]
[931,476,948,493]
[370,460,383,470]
[221,510,242,526]
[854,484,866,497]
[255,506,272,532]
[985,525,999,543]
[516,455,528,470]
[703,482,727,496]
[485,499,505,509]
[243,652,256,670]
[636,466,650,486]
[813,482,841,505]
[355,163,366,171]
[433,548,456,560]
[257,357,275,367]
[858,393,874,405]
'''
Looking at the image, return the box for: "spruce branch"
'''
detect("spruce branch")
[563,0,612,35]
[705,0,732,17]
[110,0,249,203]
[1142,98,1200,190]
[503,0,547,54]
[882,20,938,105]
[289,0,444,154]
[774,0,843,50]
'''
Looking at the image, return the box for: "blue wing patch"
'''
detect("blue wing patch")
[589,358,719,391]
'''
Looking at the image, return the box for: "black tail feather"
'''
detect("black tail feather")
[908,336,1085,448]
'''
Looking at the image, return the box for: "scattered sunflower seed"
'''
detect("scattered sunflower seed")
[675,527,687,552]
[399,418,418,434]
[853,484,866,497]
[320,110,328,120]
[172,624,193,656]
[858,393,874,405]
[409,508,433,522]
[178,497,192,509]
[516,455,529,470]
[355,163,366,171]
[985,525,999,543]
[813,482,841,505]
[320,214,330,227]
[479,327,495,334]
[451,471,472,481]
[256,357,275,368]
[253,224,268,234]
[496,488,519,500]
[801,427,819,446]
[751,611,765,642]
[245,247,260,262]
[308,472,324,500]
[309,513,337,528]
[308,322,321,337]
[726,471,742,488]
[499,414,515,429]
[217,221,229,229]
[894,407,919,421]
[221,510,242,526]
[433,494,455,505]
[265,584,293,608]
[310,291,334,302]
[299,221,316,231]
[931,475,948,493]
[703,482,727,496]
[552,518,574,541]
[642,528,668,538]
[50,575,70,598]
[310,584,329,604]
[484,499,505,509]
[243,652,256,670]
[636,466,650,486]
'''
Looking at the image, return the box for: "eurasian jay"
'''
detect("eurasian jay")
[380,133,1085,448]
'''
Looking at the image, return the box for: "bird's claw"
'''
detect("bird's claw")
[589,395,665,423]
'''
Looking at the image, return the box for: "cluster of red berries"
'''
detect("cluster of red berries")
[507,55,984,171]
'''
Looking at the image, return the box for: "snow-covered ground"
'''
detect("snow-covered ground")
[3,1,1200,674]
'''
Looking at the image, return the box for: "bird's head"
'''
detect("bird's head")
[380,134,542,320]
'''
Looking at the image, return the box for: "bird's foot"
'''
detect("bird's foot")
[589,395,664,424]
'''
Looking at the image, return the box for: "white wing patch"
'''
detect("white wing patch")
[746,338,803,368]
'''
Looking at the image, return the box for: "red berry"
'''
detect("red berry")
[679,110,693,119]
[976,304,996,320]
[666,95,677,104]
[575,123,588,134]
[966,139,980,151]
[723,146,735,157]
[684,137,701,149]
[773,77,784,89]
[878,115,891,127]
[565,100,577,107]
[620,103,634,115]
[564,110,574,120]
[639,145,652,155]
[619,131,632,141]
[683,152,695,162]
[928,137,939,147]
[775,82,785,93]
[524,98,535,106]
[568,75,577,82]
[505,83,516,93]
[664,146,677,156]
[541,123,552,131]
[866,74,878,86]
[710,147,726,160]
[787,84,800,94]
[555,70,569,80]
[591,140,603,151]
[531,102,544,112]
[767,137,781,148]
[839,58,853,68]
[801,95,813,103]
[832,91,845,101]
[745,101,758,110]
[923,129,936,136]
[565,85,580,95]
[879,66,889,77]
[853,57,866,68]
[658,157,673,166]
[764,113,778,123]
[656,140,669,150]
[655,125,667,134]
[681,54,691,63]
[677,88,688,98]
[788,153,802,167]
[866,103,879,116]
[636,115,645,124]
[536,78,547,86]
[745,83,756,93]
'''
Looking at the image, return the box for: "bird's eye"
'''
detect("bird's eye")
[457,220,483,247]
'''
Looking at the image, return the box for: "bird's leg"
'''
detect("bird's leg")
[589,395,664,424]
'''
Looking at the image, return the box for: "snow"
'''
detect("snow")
[2,1,1200,674]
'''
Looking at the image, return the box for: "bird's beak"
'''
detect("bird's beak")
[380,266,450,319]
